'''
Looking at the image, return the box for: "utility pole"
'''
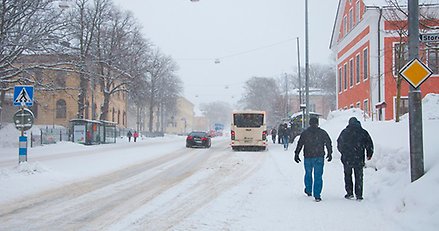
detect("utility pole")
[297,37,302,105]
[408,0,424,182]
[304,0,310,127]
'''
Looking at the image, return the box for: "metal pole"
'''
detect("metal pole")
[297,37,302,105]
[304,0,310,127]
[408,0,424,182]
[285,73,289,117]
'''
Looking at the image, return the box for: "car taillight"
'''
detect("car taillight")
[262,130,267,140]
[202,137,207,141]
[187,136,193,140]
[231,130,235,140]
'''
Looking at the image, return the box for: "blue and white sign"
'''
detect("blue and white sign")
[13,85,34,106]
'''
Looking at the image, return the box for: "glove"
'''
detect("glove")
[326,153,332,162]
[294,154,301,163]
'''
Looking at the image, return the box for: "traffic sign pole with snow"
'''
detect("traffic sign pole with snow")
[399,58,433,89]
[13,85,34,107]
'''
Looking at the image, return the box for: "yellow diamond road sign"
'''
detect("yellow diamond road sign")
[399,58,433,89]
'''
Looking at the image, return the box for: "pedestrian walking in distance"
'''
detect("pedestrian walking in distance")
[127,130,132,142]
[133,131,139,142]
[271,128,277,144]
[282,123,291,151]
[294,117,332,202]
[337,117,374,201]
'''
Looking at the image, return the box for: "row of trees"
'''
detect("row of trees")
[236,64,336,127]
[0,0,182,132]
[199,64,336,128]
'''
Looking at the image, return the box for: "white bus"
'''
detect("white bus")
[230,110,268,151]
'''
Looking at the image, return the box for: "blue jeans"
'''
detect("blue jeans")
[283,135,289,149]
[304,157,324,199]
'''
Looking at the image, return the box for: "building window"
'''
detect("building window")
[123,111,126,126]
[428,47,439,74]
[349,9,353,31]
[117,110,120,124]
[56,99,67,118]
[85,101,90,119]
[343,16,347,36]
[356,102,361,108]
[338,68,342,93]
[55,71,66,88]
[344,63,348,90]
[394,43,409,76]
[363,99,369,115]
[356,54,361,84]
[363,48,369,80]
[396,97,409,118]
[356,1,361,22]
[349,59,354,87]
[112,107,115,122]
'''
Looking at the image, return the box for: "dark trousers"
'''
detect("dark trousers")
[343,165,364,198]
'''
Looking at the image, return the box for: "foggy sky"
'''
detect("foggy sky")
[112,0,339,109]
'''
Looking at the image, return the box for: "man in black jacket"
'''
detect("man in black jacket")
[294,117,332,202]
[337,117,374,201]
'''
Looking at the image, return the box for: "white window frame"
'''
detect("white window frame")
[363,48,369,81]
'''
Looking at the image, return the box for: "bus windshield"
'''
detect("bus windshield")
[233,113,264,128]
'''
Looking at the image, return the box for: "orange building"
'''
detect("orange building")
[330,0,439,120]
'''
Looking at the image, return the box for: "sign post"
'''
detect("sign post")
[406,0,425,182]
[13,108,34,163]
[13,85,35,163]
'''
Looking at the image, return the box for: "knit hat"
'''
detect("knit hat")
[348,117,359,125]
[309,117,319,126]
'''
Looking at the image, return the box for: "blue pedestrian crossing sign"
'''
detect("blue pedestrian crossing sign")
[13,85,34,107]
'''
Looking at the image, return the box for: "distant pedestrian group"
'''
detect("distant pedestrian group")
[127,130,139,142]
[293,116,374,202]
[273,123,291,151]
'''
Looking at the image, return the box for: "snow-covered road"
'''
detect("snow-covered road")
[0,138,267,230]
[2,102,439,231]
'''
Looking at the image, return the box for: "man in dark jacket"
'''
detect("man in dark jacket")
[278,123,284,144]
[294,117,332,202]
[337,117,374,201]
[271,128,277,144]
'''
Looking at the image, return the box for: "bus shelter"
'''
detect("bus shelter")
[70,119,103,145]
[100,120,117,144]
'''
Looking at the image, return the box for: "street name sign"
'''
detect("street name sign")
[399,58,433,89]
[420,33,439,42]
[13,85,34,107]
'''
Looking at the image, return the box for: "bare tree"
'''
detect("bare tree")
[199,101,232,128]
[238,76,282,126]
[93,4,139,121]
[64,0,107,118]
[0,0,66,119]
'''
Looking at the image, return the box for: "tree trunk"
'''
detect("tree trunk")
[100,92,110,121]
[148,103,154,132]
[77,65,87,119]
